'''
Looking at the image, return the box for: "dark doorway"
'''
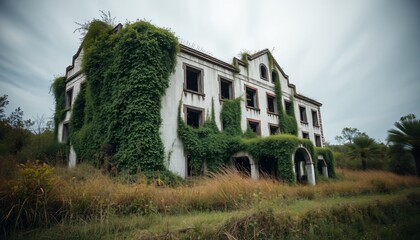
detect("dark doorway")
[294,149,306,183]
[233,157,251,177]
[259,156,278,179]
[317,159,325,175]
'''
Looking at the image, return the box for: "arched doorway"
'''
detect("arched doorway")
[317,156,328,178]
[293,146,316,185]
[231,152,259,179]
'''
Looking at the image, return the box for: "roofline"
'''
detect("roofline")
[179,44,238,72]
[295,93,322,106]
[63,23,322,107]
[65,23,123,78]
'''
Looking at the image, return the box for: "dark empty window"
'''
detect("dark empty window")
[269,125,279,135]
[185,66,202,93]
[186,107,203,128]
[260,64,268,80]
[65,88,73,109]
[299,106,307,123]
[62,123,69,142]
[220,78,233,100]
[267,95,276,113]
[284,100,292,115]
[302,132,309,139]
[271,71,278,83]
[315,134,322,147]
[312,110,319,127]
[248,120,260,135]
[246,87,258,108]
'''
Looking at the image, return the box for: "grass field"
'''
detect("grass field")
[2,163,420,239]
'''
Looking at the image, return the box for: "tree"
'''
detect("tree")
[387,114,420,177]
[347,135,382,170]
[335,127,367,144]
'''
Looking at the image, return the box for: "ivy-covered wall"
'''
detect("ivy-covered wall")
[55,20,179,173]
[51,76,67,137]
[315,147,336,178]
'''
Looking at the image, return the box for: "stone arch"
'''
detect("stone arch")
[231,151,259,179]
[317,155,329,178]
[292,145,316,185]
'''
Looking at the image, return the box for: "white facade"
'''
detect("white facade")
[60,44,324,178]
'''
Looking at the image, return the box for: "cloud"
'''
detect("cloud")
[0,0,419,144]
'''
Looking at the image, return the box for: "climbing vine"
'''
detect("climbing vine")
[51,76,67,137]
[273,69,298,135]
[59,20,179,173]
[243,135,314,183]
[315,147,336,178]
[221,98,242,135]
[178,99,236,175]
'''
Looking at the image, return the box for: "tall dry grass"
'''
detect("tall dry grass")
[2,163,420,232]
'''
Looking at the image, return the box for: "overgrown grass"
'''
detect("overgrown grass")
[1,162,420,237]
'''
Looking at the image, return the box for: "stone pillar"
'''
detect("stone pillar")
[249,156,259,180]
[322,166,328,178]
[69,145,77,168]
[306,163,316,186]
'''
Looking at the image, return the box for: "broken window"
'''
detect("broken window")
[312,110,319,127]
[302,131,309,139]
[220,78,233,100]
[185,65,203,93]
[246,87,258,108]
[299,106,307,123]
[248,120,260,135]
[269,124,279,135]
[260,64,268,80]
[266,94,276,113]
[62,123,69,142]
[186,107,203,128]
[65,88,73,109]
[315,134,322,147]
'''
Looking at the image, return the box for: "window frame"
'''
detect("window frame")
[183,63,205,96]
[314,134,322,147]
[268,123,279,135]
[62,122,69,142]
[260,63,268,81]
[271,70,278,83]
[284,100,292,115]
[218,75,234,100]
[245,84,259,110]
[311,109,320,127]
[299,105,308,123]
[302,131,310,140]
[266,92,277,114]
[65,87,74,110]
[183,104,205,128]
[247,118,261,136]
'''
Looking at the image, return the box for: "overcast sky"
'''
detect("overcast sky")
[1,0,419,143]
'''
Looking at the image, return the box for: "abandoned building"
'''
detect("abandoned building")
[58,25,329,185]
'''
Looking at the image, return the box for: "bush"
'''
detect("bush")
[0,160,60,231]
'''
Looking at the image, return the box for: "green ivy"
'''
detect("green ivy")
[177,99,237,175]
[63,20,179,173]
[51,76,67,137]
[273,70,298,135]
[221,98,242,135]
[315,147,336,178]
